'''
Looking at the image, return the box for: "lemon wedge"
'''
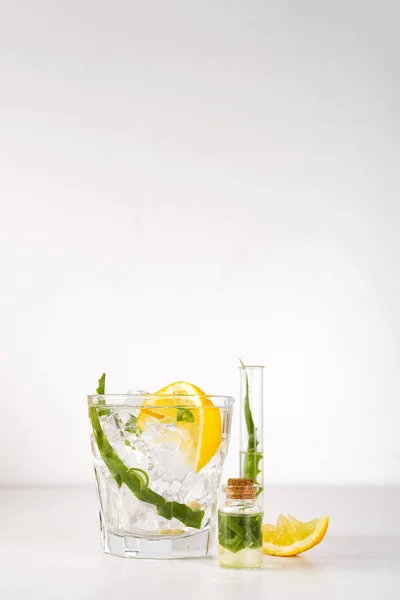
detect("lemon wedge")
[262,514,329,556]
[137,381,222,473]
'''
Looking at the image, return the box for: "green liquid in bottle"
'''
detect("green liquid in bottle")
[218,510,263,569]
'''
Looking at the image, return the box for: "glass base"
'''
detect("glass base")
[101,527,211,559]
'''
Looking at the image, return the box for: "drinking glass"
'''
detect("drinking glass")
[88,392,234,558]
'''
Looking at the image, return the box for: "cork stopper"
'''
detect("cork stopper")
[224,478,257,500]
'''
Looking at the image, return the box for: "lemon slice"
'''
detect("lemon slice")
[137,381,222,473]
[262,514,329,556]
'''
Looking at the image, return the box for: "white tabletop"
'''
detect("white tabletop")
[0,487,399,599]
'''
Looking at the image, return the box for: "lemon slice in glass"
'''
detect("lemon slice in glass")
[137,381,222,473]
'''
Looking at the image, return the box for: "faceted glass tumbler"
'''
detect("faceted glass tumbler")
[88,393,234,559]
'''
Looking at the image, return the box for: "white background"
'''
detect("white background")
[1,0,399,487]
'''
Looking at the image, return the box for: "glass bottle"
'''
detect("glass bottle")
[218,478,263,569]
[239,363,264,507]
